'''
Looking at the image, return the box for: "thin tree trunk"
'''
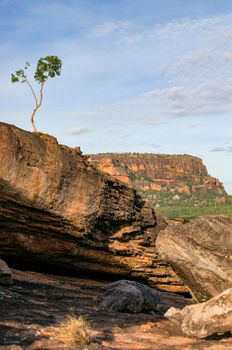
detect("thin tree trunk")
[26,81,44,132]
[31,108,37,132]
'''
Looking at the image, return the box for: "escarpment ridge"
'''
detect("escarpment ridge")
[0,122,186,293]
[89,153,226,195]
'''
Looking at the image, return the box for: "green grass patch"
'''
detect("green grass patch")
[138,190,232,220]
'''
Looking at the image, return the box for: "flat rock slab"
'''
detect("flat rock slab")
[156,215,232,302]
[0,269,231,349]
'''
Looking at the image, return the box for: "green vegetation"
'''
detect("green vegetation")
[11,56,62,131]
[138,190,232,220]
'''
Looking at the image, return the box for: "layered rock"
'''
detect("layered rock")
[156,215,232,301]
[0,122,186,292]
[89,153,225,195]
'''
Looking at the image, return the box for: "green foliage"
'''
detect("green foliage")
[159,202,232,220]
[11,57,62,85]
[129,171,140,182]
[11,62,30,84]
[11,56,62,131]
[139,189,232,220]
[34,56,62,83]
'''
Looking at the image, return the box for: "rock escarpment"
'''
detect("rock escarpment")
[89,153,225,195]
[0,122,186,292]
[156,215,232,301]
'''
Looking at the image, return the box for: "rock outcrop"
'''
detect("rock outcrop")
[165,288,232,339]
[0,122,186,292]
[89,153,226,195]
[156,215,232,301]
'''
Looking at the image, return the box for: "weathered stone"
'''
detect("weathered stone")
[0,122,185,292]
[89,153,225,196]
[165,288,232,339]
[156,215,232,301]
[100,280,160,313]
[0,259,12,285]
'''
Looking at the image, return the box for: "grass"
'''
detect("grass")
[159,203,232,220]
[138,190,232,220]
[48,315,91,345]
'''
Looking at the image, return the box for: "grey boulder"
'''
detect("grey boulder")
[100,280,160,313]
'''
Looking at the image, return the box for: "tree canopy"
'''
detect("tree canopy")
[11,56,62,131]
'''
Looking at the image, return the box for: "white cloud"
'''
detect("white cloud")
[148,81,232,118]
[89,21,131,38]
[68,127,90,135]
[210,147,226,152]
[210,146,232,153]
[150,13,232,44]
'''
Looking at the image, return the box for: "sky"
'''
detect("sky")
[0,0,232,193]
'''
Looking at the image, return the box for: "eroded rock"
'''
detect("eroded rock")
[100,280,160,313]
[156,215,232,301]
[0,122,185,292]
[165,287,232,339]
[0,259,12,285]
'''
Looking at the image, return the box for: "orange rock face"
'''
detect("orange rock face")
[0,122,187,293]
[89,153,226,195]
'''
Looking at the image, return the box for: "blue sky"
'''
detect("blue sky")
[1,0,232,193]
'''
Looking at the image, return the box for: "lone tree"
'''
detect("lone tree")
[11,56,62,132]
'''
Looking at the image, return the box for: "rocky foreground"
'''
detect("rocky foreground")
[1,268,232,350]
[2,122,232,349]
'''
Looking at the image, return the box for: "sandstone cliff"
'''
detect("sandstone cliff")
[0,122,186,293]
[89,153,225,195]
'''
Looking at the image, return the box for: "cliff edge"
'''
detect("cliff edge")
[0,122,186,292]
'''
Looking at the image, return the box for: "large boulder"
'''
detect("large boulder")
[165,287,232,338]
[100,280,160,313]
[156,215,232,301]
[0,122,186,292]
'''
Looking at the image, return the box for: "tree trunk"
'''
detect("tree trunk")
[31,108,37,132]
